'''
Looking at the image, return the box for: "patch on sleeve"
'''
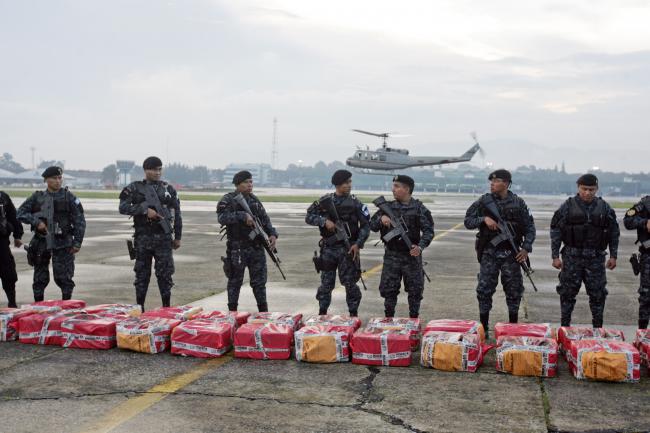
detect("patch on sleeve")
[361,204,370,218]
[626,208,636,217]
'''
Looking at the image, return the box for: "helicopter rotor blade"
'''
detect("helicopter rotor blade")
[351,129,389,138]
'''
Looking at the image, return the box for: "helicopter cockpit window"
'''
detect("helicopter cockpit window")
[371,154,379,160]
[357,152,362,158]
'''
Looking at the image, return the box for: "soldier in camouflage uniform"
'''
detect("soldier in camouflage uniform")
[623,195,650,329]
[550,174,619,328]
[464,169,536,337]
[0,191,23,307]
[305,169,370,316]
[17,166,86,301]
[119,157,182,311]
[370,175,434,318]
[217,170,278,312]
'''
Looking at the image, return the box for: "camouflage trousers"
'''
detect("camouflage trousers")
[378,249,424,318]
[556,250,607,327]
[0,239,17,306]
[638,252,650,324]
[226,245,267,311]
[476,248,524,317]
[133,234,174,304]
[316,245,362,315]
[33,247,75,301]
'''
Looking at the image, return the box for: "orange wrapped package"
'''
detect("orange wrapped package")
[496,336,558,377]
[116,317,181,354]
[420,331,483,372]
[294,325,355,363]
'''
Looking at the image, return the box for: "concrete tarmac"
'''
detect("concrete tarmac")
[1,192,648,433]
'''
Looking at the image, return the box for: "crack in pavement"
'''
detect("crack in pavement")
[0,347,67,373]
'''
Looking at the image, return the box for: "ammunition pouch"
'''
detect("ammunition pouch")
[313,245,338,273]
[221,256,232,279]
[630,253,641,276]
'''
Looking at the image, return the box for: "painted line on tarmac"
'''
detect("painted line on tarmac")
[77,355,232,433]
[335,221,464,291]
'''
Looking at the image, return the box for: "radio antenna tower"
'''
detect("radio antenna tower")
[271,117,279,170]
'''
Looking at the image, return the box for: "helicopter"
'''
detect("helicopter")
[345,129,482,174]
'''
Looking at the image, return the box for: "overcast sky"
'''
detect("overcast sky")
[1,0,649,172]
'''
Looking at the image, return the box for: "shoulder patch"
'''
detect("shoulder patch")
[626,208,636,217]
[361,204,370,218]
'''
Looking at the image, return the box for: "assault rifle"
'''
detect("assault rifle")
[142,185,172,234]
[33,194,56,250]
[233,193,286,280]
[372,196,431,283]
[319,194,367,290]
[482,194,538,292]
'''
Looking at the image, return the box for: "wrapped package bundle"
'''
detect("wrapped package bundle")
[0,308,39,342]
[350,328,412,367]
[633,329,650,368]
[494,322,554,340]
[495,336,558,377]
[18,310,85,345]
[22,300,87,310]
[197,311,250,327]
[141,306,203,321]
[424,319,485,343]
[420,331,483,372]
[569,340,640,383]
[234,322,293,360]
[303,314,361,331]
[171,319,233,358]
[60,313,122,349]
[116,317,181,354]
[366,317,421,350]
[85,304,141,317]
[294,325,354,363]
[557,326,625,354]
[247,312,303,330]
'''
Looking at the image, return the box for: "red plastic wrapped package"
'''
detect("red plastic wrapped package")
[494,322,554,340]
[496,336,558,377]
[171,319,232,358]
[557,326,625,354]
[234,323,293,360]
[197,311,250,327]
[633,329,650,368]
[303,314,361,330]
[18,310,85,345]
[141,306,202,321]
[22,300,86,310]
[424,319,485,343]
[569,340,640,382]
[60,313,121,349]
[116,317,181,354]
[247,312,303,330]
[295,325,354,363]
[85,304,141,317]
[0,308,39,341]
[351,328,412,367]
[420,331,483,372]
[366,317,421,350]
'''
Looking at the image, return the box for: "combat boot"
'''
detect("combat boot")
[384,307,395,318]
[592,317,603,329]
[161,294,170,308]
[34,293,44,302]
[257,303,268,313]
[319,308,328,315]
[639,318,648,329]
[508,311,518,323]
[560,315,571,327]
[348,310,357,317]
[62,292,72,301]
[228,303,238,312]
[136,294,146,312]
[480,312,489,339]
[4,285,17,308]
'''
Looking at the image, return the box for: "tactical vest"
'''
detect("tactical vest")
[131,181,173,235]
[380,199,422,252]
[226,193,263,245]
[33,189,72,236]
[478,194,526,249]
[561,197,609,250]
[318,195,360,242]
[636,196,650,249]
[0,194,10,237]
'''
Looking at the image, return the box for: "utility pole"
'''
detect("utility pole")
[271,117,278,170]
